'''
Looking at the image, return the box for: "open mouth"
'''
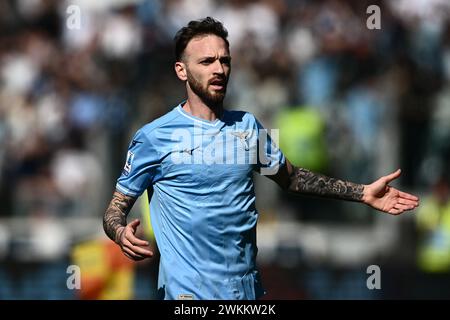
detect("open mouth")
[209,79,226,91]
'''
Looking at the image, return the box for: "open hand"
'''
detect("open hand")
[363,169,419,215]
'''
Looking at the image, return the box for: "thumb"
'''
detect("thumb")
[128,219,140,232]
[384,169,401,184]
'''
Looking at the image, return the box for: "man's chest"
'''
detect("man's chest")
[159,127,258,185]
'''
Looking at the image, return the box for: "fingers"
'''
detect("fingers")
[127,232,149,246]
[384,169,401,184]
[399,191,419,201]
[122,246,146,261]
[122,246,152,261]
[122,236,153,256]
[398,197,419,207]
[119,222,153,261]
[128,219,141,232]
[388,201,418,215]
[123,222,150,246]
[388,208,401,215]
[394,203,414,211]
[121,240,154,260]
[125,240,153,256]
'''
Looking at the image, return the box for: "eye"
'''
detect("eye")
[200,58,214,65]
[220,57,231,65]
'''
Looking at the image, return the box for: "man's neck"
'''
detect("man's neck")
[183,96,223,122]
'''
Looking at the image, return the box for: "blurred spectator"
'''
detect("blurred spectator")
[416,176,450,273]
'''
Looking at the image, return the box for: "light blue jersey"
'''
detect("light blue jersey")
[116,102,285,300]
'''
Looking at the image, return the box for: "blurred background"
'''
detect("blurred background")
[0,0,450,299]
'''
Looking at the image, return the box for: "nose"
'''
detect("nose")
[212,59,225,75]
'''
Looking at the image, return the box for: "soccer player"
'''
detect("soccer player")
[103,17,419,300]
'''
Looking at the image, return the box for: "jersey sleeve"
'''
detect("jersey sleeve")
[116,128,161,197]
[254,116,286,176]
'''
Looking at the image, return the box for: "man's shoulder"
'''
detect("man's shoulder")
[224,109,257,125]
[137,106,182,136]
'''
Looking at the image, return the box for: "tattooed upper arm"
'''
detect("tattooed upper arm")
[103,190,137,243]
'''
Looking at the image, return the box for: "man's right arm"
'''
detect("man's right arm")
[103,190,154,260]
[103,191,136,243]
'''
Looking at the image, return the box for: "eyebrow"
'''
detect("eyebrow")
[198,55,231,62]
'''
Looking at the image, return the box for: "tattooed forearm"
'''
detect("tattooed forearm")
[288,167,365,202]
[103,191,137,243]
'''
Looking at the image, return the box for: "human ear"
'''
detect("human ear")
[175,61,187,81]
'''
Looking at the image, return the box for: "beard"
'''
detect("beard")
[186,70,227,108]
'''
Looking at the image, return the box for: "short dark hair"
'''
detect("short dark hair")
[174,17,229,61]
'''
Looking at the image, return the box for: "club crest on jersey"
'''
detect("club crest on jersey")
[123,151,134,176]
[230,130,250,150]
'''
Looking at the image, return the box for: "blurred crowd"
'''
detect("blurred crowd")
[0,0,450,299]
[1,0,449,218]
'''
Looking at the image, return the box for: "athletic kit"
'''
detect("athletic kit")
[116,102,285,300]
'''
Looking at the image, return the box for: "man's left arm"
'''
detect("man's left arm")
[269,159,419,215]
